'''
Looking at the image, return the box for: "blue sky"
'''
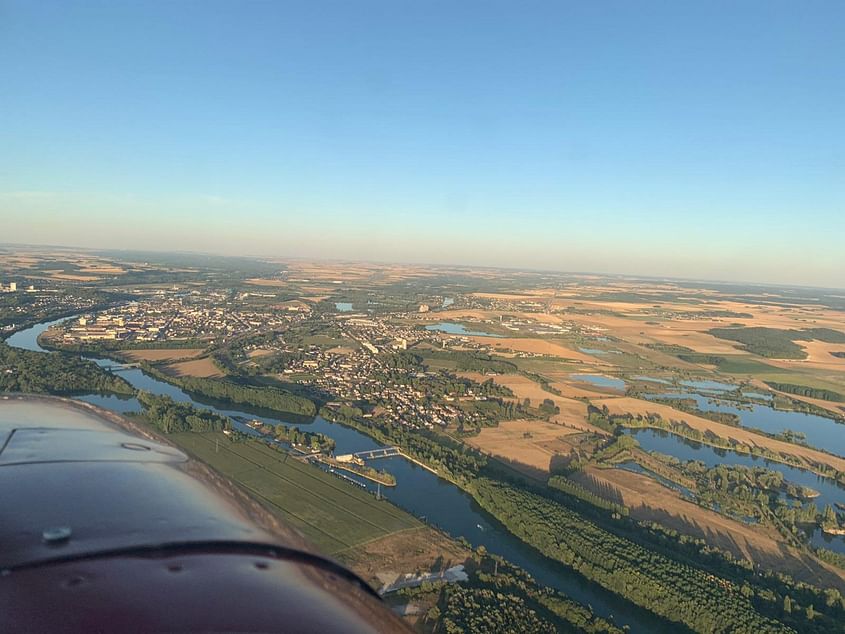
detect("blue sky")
[1,1,843,286]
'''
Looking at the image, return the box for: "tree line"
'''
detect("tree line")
[765,381,844,403]
[137,391,230,433]
[149,370,317,417]
[0,342,134,396]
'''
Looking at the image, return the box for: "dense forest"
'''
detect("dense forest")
[472,478,799,633]
[709,327,845,359]
[548,475,629,516]
[0,342,134,395]
[438,584,559,633]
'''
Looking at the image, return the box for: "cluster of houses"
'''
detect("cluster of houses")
[55,292,303,344]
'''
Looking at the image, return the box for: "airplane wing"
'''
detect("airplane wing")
[0,396,410,633]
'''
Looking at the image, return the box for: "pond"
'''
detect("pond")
[742,391,773,401]
[679,379,737,392]
[579,348,621,356]
[424,323,501,337]
[571,374,626,391]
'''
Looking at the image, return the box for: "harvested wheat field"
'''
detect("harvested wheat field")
[245,278,287,287]
[166,357,223,378]
[458,372,610,436]
[542,373,625,399]
[78,266,126,275]
[767,340,845,372]
[48,273,102,282]
[460,373,587,420]
[466,419,580,476]
[123,348,203,362]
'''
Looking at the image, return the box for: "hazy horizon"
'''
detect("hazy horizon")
[5,239,845,293]
[2,2,843,287]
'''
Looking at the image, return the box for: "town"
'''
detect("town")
[45,291,521,433]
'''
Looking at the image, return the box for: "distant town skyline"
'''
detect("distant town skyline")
[2,2,843,287]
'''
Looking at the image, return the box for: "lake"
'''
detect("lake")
[647,391,845,458]
[679,379,737,392]
[571,374,626,391]
[425,323,501,337]
[627,428,845,553]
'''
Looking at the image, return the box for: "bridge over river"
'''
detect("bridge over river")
[101,362,142,372]
[335,446,401,462]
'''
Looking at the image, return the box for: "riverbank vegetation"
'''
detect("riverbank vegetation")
[248,420,336,453]
[548,475,629,516]
[649,395,741,425]
[393,549,624,634]
[0,342,134,396]
[473,477,842,633]
[327,399,844,632]
[137,391,230,433]
[144,367,317,417]
[320,405,487,484]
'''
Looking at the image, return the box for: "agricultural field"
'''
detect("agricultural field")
[169,432,421,554]
[164,357,224,378]
[464,419,583,477]
[122,348,204,362]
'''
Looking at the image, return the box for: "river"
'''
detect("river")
[5,316,667,632]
